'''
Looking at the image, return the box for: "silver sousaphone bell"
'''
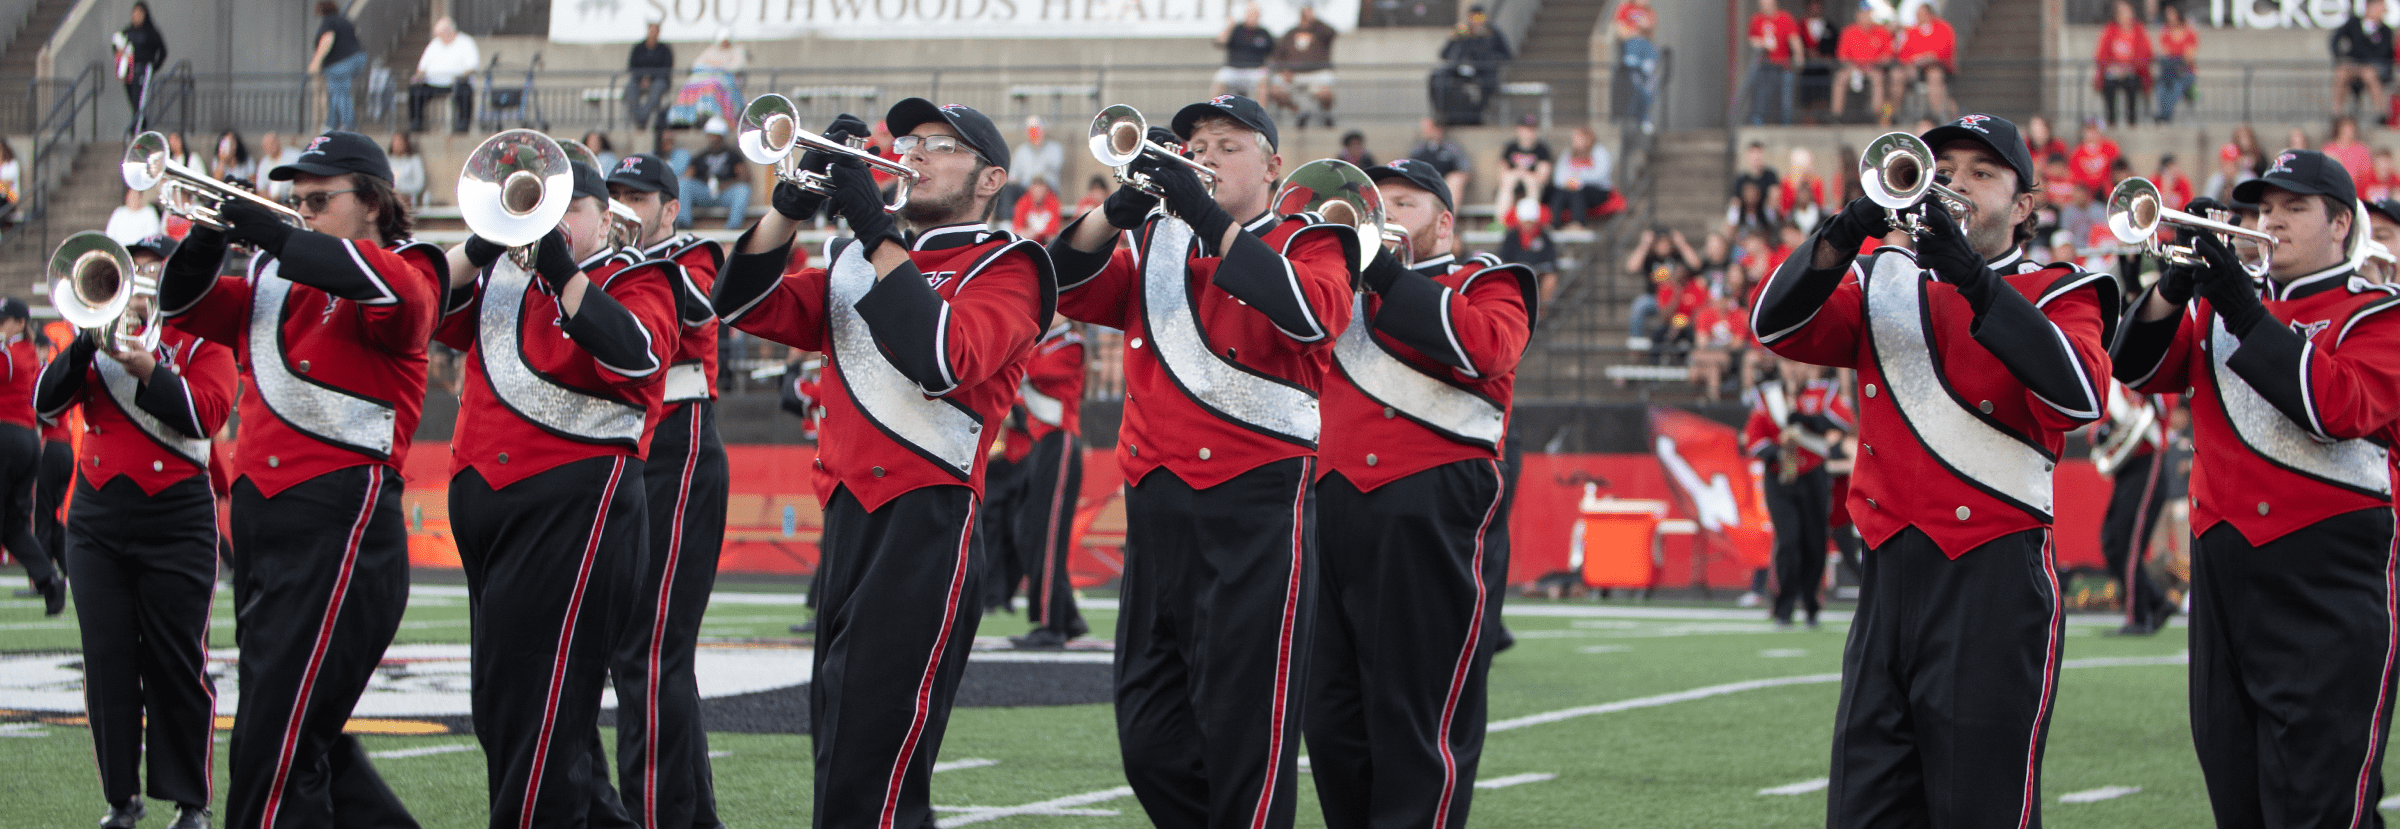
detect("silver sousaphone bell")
[458,129,574,267]
[554,136,644,250]
[1274,158,1409,272]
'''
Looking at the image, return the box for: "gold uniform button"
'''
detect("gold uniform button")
[872,466,886,477]
[497,453,509,464]
[267,456,280,468]
[1383,407,1396,419]
[298,360,311,373]
[1198,447,1212,460]
[1956,506,1972,521]
[151,460,163,472]
[1977,400,1993,414]
[1365,454,1379,466]
[2258,502,2271,516]
[1864,384,1878,398]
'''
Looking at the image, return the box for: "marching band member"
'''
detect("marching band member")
[29,320,78,604]
[595,151,731,829]
[0,297,60,614]
[2112,150,2400,826]
[711,99,1050,828]
[1047,94,1355,829]
[438,158,676,828]
[1304,158,1533,829]
[993,317,1089,648]
[39,235,237,829]
[1751,113,2116,824]
[158,130,441,829]
[1742,358,1852,629]
[2092,383,2175,636]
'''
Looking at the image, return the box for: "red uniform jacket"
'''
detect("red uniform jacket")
[0,336,38,430]
[161,234,444,497]
[638,233,725,403]
[1053,210,1358,490]
[34,329,236,494]
[2117,266,2400,544]
[1005,323,1087,463]
[1743,378,1856,478]
[1755,245,2116,557]
[436,247,678,489]
[1319,253,1533,491]
[717,222,1051,510]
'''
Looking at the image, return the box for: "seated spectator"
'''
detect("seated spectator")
[1728,140,1781,223]
[1894,1,1956,121]
[1213,3,1275,98]
[407,16,476,134]
[2057,182,2105,245]
[388,132,426,207]
[1266,5,1338,127]
[1778,146,1826,231]
[1689,295,1743,402]
[626,20,675,131]
[1074,174,1109,217]
[210,129,252,183]
[1409,118,1473,206]
[1650,264,1710,365]
[1832,1,1895,124]
[2285,125,2313,150]
[1623,224,1700,340]
[677,118,749,230]
[1499,198,1558,276]
[2023,114,2068,163]
[2152,152,2193,211]
[2155,4,2198,123]
[2093,1,2152,129]
[582,130,619,172]
[256,131,299,204]
[1696,230,1734,297]
[1432,4,1511,125]
[1490,116,1552,229]
[162,131,205,173]
[1336,130,1375,167]
[1549,126,1612,231]
[2069,120,2119,195]
[1012,178,1063,243]
[2331,0,2393,118]
[2201,141,2255,203]
[675,29,747,128]
[1003,116,1063,224]
[104,187,161,244]
[2368,148,2398,202]
[1729,179,1775,232]
[2040,155,2077,219]
[656,133,692,182]
[2324,114,2374,192]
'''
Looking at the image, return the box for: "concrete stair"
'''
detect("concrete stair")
[1948,0,2045,122]
[0,140,128,302]
[1645,128,1728,239]
[0,0,80,79]
[1506,0,1610,126]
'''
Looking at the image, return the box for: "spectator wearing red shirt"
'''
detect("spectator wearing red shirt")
[1614,0,1660,131]
[2094,1,2153,128]
[2155,4,2199,123]
[2324,115,2375,196]
[2153,153,2195,213]
[1778,146,1827,229]
[2023,114,2070,165]
[2368,148,2398,202]
[1649,269,1710,364]
[1746,0,1806,125]
[1833,2,1896,124]
[1894,1,1955,121]
[1011,178,1063,243]
[2069,120,2120,195]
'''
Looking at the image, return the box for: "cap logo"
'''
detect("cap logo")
[1211,94,1238,107]
[1387,160,1411,170]
[2269,152,2299,176]
[1952,114,1992,134]
[617,156,642,173]
[303,136,332,157]
[940,103,969,113]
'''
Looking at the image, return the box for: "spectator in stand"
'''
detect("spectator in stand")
[1491,115,1553,229]
[2070,119,2120,195]
[114,3,165,131]
[0,140,21,219]
[580,130,618,172]
[387,132,425,207]
[1336,130,1376,167]
[1730,179,1776,231]
[654,132,691,182]
[1003,116,1062,223]
[1779,146,1826,231]
[1697,229,1735,295]
[2231,122,2267,173]
[2023,114,2069,164]
[2331,0,2393,119]
[1649,261,1711,364]
[2095,1,2153,129]
[406,16,477,134]
[1499,198,1559,287]
[681,29,749,129]
[1213,3,1275,98]
[1549,125,1612,231]
[1836,142,1865,204]
[1729,139,1781,219]
[2057,182,2106,249]
[2153,152,2194,209]
[1689,294,1741,401]
[2155,4,2198,123]
[209,130,252,184]
[1074,175,1109,217]
[162,131,203,172]
[677,118,749,230]
[2369,148,2398,201]
[103,187,160,244]
[1795,0,1837,119]
[1894,1,1956,121]
[1614,0,1660,132]
[305,0,365,132]
[1267,5,1338,128]
[1832,1,1896,125]
[626,20,675,131]
[1409,117,1473,207]
[2203,140,2256,203]
[1435,5,1512,124]
[1746,0,1806,125]
[255,131,299,204]
[1011,178,1062,243]
[2324,114,2375,193]
[1624,224,1701,340]
[2285,125,2313,150]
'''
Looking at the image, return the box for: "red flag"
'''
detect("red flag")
[1646,406,1774,569]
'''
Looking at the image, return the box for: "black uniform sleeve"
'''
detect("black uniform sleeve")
[1047,216,1117,290]
[131,363,208,439]
[2223,320,2318,432]
[33,338,95,421]
[158,227,230,316]
[852,259,953,392]
[2109,287,2183,384]
[668,262,715,327]
[1370,269,1469,370]
[271,231,404,304]
[1964,279,2102,420]
[1211,229,1331,342]
[561,288,662,378]
[711,227,791,323]
[778,364,811,417]
[1752,229,1854,343]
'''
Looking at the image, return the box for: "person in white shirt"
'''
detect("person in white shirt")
[104,187,162,244]
[408,17,478,133]
[387,132,426,206]
[1548,125,1613,231]
[256,132,300,203]
[1000,115,1062,227]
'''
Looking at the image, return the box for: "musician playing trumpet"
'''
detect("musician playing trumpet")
[156,130,441,829]
[1741,357,1851,630]
[712,99,1050,828]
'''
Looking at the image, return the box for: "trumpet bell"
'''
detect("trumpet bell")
[49,232,133,332]
[458,129,574,248]
[739,94,802,166]
[1274,159,1391,265]
[556,137,600,172]
[122,131,169,191]
[1861,132,1933,210]
[1090,105,1147,168]
[2107,177,2162,245]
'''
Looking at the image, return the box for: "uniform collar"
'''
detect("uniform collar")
[908,222,989,251]
[577,248,620,271]
[1985,244,2025,271]
[1244,210,1279,233]
[1040,322,1072,342]
[641,232,697,258]
[2266,262,2356,301]
[1410,253,1457,276]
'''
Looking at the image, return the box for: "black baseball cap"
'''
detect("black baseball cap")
[1366,158,1454,212]
[2369,198,2400,225]
[886,98,1011,171]
[606,153,680,198]
[1173,94,1279,154]
[0,298,29,322]
[570,161,609,202]
[269,131,393,185]
[1920,113,2037,193]
[124,234,178,259]
[2236,149,2359,205]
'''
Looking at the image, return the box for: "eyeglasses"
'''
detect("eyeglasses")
[892,135,977,158]
[286,189,362,214]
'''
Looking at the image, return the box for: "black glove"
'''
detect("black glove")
[829,158,902,254]
[531,227,580,293]
[1102,182,1160,229]
[1140,153,1232,244]
[219,199,295,255]
[2187,231,2269,337]
[1361,245,1409,294]
[2154,197,2231,306]
[798,113,872,177]
[772,179,826,221]
[1147,126,1181,148]
[1914,202,1993,304]
[462,234,510,270]
[1821,196,1895,254]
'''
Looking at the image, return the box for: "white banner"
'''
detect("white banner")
[2207,0,2400,28]
[549,0,1358,42]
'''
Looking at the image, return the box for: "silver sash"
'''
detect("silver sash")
[95,354,210,467]
[664,361,711,402]
[1021,380,1065,427]
[1863,252,2054,516]
[1333,294,1504,447]
[2208,317,2391,495]
[826,240,981,478]
[248,269,397,457]
[1140,217,1319,444]
[477,258,647,444]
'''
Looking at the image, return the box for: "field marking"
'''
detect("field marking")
[1576,645,1631,654]
[1475,773,1555,789]
[0,622,71,631]
[2381,794,2400,810]
[1759,778,1828,795]
[2058,785,2141,803]
[0,722,47,738]
[709,750,732,758]
[1759,648,1810,658]
[368,743,473,759]
[934,758,999,772]
[933,786,1135,827]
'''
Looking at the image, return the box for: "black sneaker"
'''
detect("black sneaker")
[1320,113,1335,128]
[166,805,209,829]
[100,798,144,829]
[36,575,65,616]
[1011,629,1070,649]
[789,620,817,634]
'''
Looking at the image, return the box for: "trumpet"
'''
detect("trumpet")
[1273,158,1408,270]
[122,131,308,230]
[1088,104,1218,198]
[49,231,161,353]
[738,94,920,213]
[457,129,574,267]
[2105,177,2279,278]
[554,136,645,249]
[1860,132,1972,238]
[2354,238,2398,283]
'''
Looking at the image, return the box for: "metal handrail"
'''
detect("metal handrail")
[28,60,103,257]
[140,59,194,135]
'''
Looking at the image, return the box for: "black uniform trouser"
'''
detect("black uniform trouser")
[1829,527,2063,829]
[1307,460,1508,829]
[0,424,54,584]
[2099,452,2171,629]
[35,438,69,572]
[1765,466,1831,623]
[1118,459,1317,829]
[70,472,218,808]
[226,465,417,829]
[1006,431,1086,634]
[2190,508,2399,829]
[979,454,1026,612]
[590,401,730,829]
[811,484,984,829]
[451,456,647,829]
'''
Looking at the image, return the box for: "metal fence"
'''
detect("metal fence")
[2035,57,2387,127]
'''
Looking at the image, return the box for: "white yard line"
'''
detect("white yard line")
[934,787,1136,827]
[1759,778,1829,795]
[934,758,998,773]
[368,743,474,759]
[1474,773,1555,789]
[0,722,48,738]
[2058,786,2141,803]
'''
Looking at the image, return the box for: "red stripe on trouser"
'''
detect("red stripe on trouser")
[877,499,979,829]
[641,409,703,828]
[2125,453,2163,627]
[1038,434,1073,621]
[2345,516,2400,828]
[519,458,625,829]
[1429,461,1506,829]
[259,471,379,828]
[198,490,222,799]
[2016,532,2063,829]
[1247,461,1310,829]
